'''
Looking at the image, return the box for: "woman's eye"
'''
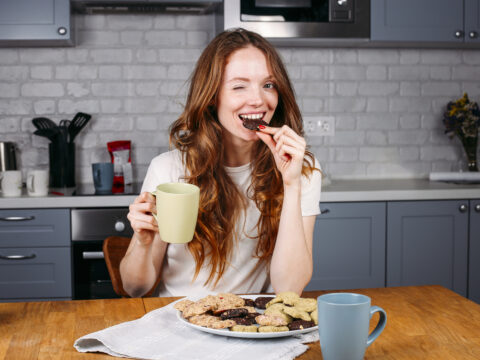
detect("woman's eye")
[264,83,276,89]
[233,86,245,90]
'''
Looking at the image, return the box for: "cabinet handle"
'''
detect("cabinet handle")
[459,204,468,213]
[82,251,104,260]
[454,30,464,38]
[0,254,36,260]
[475,204,480,213]
[469,31,478,39]
[0,216,35,221]
[320,208,330,214]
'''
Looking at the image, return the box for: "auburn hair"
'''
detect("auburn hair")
[169,28,318,287]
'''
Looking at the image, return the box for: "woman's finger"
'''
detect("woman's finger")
[130,201,156,215]
[130,219,158,233]
[275,135,305,154]
[134,191,156,204]
[273,125,305,145]
[278,143,304,160]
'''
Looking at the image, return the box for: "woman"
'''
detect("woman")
[120,28,322,298]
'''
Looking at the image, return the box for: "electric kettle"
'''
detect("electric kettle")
[0,142,17,172]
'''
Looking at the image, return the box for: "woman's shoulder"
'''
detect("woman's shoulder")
[150,148,183,168]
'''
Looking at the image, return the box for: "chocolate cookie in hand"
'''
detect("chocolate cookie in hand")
[242,119,268,131]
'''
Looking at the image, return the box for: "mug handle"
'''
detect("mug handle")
[27,173,35,193]
[150,191,158,223]
[93,168,101,187]
[366,306,387,347]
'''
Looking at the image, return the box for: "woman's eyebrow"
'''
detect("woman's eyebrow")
[226,76,275,83]
[227,77,249,83]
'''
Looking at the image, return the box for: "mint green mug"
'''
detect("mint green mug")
[151,182,200,244]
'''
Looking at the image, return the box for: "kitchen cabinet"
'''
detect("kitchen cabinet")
[305,202,386,291]
[0,0,73,47]
[0,209,72,301]
[371,0,480,44]
[387,200,469,296]
[469,200,480,303]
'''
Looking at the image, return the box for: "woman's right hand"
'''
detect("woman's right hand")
[127,192,158,246]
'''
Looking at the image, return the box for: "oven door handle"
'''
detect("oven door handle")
[82,251,105,260]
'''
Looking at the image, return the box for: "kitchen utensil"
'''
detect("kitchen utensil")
[34,128,60,142]
[32,117,57,130]
[68,112,91,142]
[0,142,17,171]
[59,119,71,143]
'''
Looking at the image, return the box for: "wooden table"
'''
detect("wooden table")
[1,285,480,359]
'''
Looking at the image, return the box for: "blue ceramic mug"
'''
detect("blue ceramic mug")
[92,162,114,194]
[317,293,387,360]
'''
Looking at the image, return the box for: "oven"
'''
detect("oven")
[71,208,133,300]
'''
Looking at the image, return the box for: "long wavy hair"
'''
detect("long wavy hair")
[169,28,318,287]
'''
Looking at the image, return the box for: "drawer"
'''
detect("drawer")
[0,247,71,299]
[0,209,70,247]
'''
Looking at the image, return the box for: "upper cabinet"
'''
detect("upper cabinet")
[0,0,73,47]
[371,0,480,45]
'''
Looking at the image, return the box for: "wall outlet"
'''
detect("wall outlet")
[304,116,335,137]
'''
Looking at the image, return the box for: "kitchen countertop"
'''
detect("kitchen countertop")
[0,178,479,209]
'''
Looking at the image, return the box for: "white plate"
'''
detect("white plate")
[175,294,318,339]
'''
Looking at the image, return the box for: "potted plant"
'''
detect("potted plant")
[443,93,480,171]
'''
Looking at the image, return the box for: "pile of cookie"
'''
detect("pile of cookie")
[174,291,318,333]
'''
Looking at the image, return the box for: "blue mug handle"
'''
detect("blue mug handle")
[366,306,387,347]
[93,168,101,187]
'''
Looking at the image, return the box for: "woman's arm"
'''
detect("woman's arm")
[269,185,315,294]
[256,125,316,294]
[119,192,168,297]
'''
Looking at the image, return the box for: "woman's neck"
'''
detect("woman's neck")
[223,134,254,167]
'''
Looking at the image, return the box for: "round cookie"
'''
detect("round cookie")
[310,309,318,325]
[258,326,289,333]
[231,325,258,332]
[293,298,317,313]
[283,306,312,321]
[288,320,316,331]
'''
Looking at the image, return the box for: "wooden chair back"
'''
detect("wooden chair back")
[103,236,158,298]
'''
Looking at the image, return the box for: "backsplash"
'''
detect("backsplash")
[1,14,480,184]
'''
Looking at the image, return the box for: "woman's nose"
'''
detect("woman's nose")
[247,88,264,106]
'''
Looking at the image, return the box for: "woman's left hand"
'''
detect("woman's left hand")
[256,125,306,187]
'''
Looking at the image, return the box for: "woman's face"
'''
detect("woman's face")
[217,45,279,144]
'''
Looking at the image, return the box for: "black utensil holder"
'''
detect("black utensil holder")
[49,141,75,188]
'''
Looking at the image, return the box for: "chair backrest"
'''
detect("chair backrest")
[103,236,158,298]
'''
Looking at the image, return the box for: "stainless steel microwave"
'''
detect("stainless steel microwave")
[220,0,370,44]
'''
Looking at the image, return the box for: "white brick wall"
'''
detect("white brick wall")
[0,13,479,184]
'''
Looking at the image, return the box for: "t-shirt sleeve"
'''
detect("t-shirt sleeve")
[140,150,184,193]
[300,156,322,217]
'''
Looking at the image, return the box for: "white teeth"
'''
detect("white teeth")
[239,113,264,120]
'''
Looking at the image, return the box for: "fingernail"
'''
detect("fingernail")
[258,125,266,129]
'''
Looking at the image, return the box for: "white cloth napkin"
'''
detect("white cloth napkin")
[74,301,319,360]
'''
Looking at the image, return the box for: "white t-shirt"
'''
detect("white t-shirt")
[141,149,322,297]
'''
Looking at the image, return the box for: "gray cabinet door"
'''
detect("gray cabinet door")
[371,0,464,42]
[0,0,72,46]
[0,209,70,247]
[305,202,386,291]
[465,0,480,43]
[387,200,469,296]
[0,247,71,300]
[469,200,480,303]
